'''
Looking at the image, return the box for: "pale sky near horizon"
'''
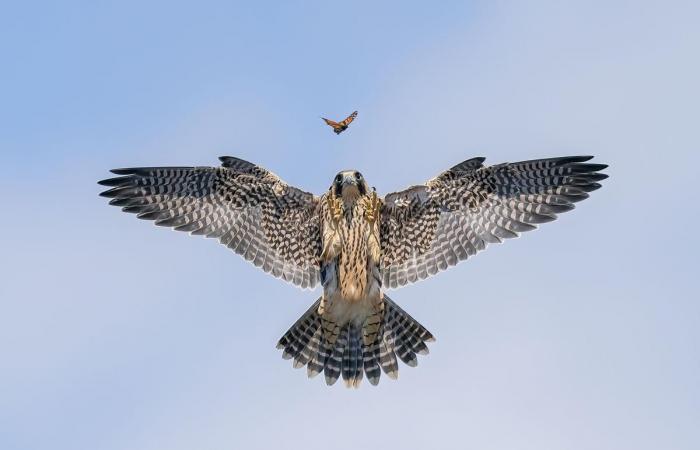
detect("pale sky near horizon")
[2,1,699,449]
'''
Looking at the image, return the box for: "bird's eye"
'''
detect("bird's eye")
[355,172,363,180]
[335,174,342,183]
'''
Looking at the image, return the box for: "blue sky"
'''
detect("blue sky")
[1,1,699,449]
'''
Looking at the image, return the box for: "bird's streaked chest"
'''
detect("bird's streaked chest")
[321,199,380,302]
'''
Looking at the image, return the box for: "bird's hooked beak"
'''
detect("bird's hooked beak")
[342,175,359,187]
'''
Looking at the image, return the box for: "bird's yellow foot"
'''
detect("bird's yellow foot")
[363,189,381,225]
[327,195,343,225]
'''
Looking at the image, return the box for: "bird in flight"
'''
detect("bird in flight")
[99,154,607,387]
[322,110,357,134]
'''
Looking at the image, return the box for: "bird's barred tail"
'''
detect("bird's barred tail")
[276,295,434,387]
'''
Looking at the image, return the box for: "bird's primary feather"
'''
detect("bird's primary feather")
[380,155,608,288]
[99,156,323,289]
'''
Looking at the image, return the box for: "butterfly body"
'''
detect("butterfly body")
[322,111,357,134]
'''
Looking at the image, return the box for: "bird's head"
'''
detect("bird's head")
[330,170,369,204]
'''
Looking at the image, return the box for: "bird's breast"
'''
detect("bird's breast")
[321,205,380,303]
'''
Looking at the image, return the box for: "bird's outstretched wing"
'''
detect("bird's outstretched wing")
[99,156,322,289]
[379,156,608,288]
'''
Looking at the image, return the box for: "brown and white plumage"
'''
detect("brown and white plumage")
[99,156,322,288]
[99,154,607,387]
[380,155,607,288]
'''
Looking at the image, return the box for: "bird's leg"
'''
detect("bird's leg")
[362,188,381,225]
[321,195,343,261]
[363,188,382,264]
[327,194,343,226]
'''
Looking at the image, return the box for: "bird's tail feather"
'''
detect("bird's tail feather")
[277,295,434,387]
[276,298,322,367]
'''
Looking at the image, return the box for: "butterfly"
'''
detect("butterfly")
[322,111,358,135]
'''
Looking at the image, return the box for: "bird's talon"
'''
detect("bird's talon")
[327,195,343,224]
[363,190,381,225]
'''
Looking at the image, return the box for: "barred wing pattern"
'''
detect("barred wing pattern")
[380,156,608,289]
[99,156,322,288]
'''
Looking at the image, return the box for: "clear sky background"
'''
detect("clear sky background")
[2,1,699,449]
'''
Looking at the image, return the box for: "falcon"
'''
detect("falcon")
[99,154,607,387]
[322,111,357,134]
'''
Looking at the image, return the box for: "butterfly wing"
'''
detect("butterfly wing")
[322,117,340,128]
[339,111,358,127]
[322,111,357,134]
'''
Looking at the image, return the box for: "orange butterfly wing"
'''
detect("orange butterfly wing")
[322,117,340,127]
[339,111,358,127]
[322,111,357,134]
